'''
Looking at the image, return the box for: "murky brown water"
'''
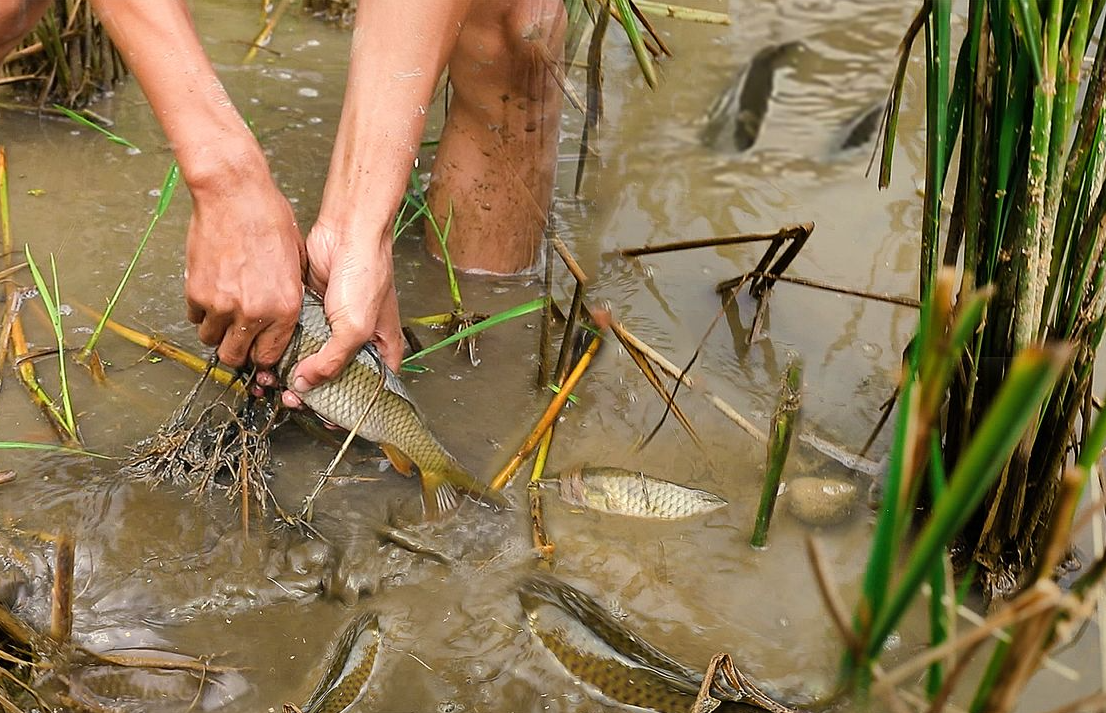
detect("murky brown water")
[2,1,1102,711]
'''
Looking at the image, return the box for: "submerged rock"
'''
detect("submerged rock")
[785,476,857,527]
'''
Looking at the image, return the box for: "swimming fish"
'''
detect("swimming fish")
[518,573,797,713]
[279,292,505,518]
[701,41,805,151]
[557,466,727,519]
[300,611,380,713]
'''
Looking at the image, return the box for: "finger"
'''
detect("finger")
[186,303,204,325]
[217,323,258,369]
[288,332,362,395]
[250,318,296,370]
[281,389,304,409]
[197,313,232,348]
[375,303,404,373]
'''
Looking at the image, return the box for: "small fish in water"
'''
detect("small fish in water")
[518,573,798,713]
[279,292,505,518]
[299,611,380,713]
[839,102,884,151]
[700,41,805,151]
[558,466,726,519]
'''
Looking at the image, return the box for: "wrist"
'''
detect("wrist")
[179,139,273,199]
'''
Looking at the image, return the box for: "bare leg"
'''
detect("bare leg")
[426,0,565,275]
[0,0,49,59]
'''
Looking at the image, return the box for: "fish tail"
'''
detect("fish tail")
[420,460,508,520]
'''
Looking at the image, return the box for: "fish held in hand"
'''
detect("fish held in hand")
[279,293,505,518]
[558,466,726,519]
[518,573,797,713]
[299,611,380,713]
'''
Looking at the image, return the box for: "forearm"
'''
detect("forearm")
[318,0,473,242]
[89,0,266,192]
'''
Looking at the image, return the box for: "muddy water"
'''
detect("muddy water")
[1,1,1101,711]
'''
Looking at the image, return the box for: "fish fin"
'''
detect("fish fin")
[420,462,509,520]
[381,444,415,478]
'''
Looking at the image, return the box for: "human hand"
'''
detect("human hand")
[184,175,306,370]
[281,222,403,409]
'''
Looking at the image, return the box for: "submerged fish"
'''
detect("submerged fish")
[558,466,727,519]
[280,293,504,518]
[518,574,797,713]
[701,41,805,151]
[839,102,884,151]
[300,611,380,713]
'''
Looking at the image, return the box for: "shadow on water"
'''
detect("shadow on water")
[2,1,1102,711]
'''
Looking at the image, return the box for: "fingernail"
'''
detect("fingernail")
[292,375,311,393]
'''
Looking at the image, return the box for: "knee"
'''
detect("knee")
[502,0,565,60]
[0,0,50,58]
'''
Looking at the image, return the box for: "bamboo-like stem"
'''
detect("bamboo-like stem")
[73,301,239,388]
[243,0,293,63]
[490,327,605,491]
[49,532,75,644]
[750,358,801,548]
[622,222,812,257]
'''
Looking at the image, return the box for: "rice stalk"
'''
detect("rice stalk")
[1,0,126,109]
[78,162,179,362]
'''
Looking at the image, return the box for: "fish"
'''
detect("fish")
[700,41,805,151]
[839,103,884,151]
[299,611,380,713]
[518,573,798,713]
[279,292,505,518]
[72,652,250,711]
[557,466,727,519]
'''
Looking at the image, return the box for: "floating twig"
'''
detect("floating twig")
[717,271,920,308]
[610,321,766,441]
[490,319,608,491]
[806,536,863,658]
[622,222,813,258]
[614,330,701,447]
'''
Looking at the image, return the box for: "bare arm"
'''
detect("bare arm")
[90,0,305,369]
[287,0,474,395]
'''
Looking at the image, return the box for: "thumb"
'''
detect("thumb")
[288,332,361,395]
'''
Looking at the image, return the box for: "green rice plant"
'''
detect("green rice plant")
[750,357,801,548]
[876,0,1106,603]
[402,297,544,365]
[79,162,179,362]
[51,104,139,151]
[0,441,109,458]
[22,247,77,441]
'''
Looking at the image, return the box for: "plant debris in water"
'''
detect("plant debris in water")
[120,361,295,525]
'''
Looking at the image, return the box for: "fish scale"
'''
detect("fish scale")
[300,611,380,713]
[519,574,798,713]
[279,293,504,518]
[559,467,727,519]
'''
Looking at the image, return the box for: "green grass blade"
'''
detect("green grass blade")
[402,298,544,363]
[49,254,74,433]
[0,441,111,458]
[23,246,77,439]
[80,162,180,360]
[52,104,140,151]
[864,346,1069,658]
[1010,0,1044,83]
[612,0,658,88]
